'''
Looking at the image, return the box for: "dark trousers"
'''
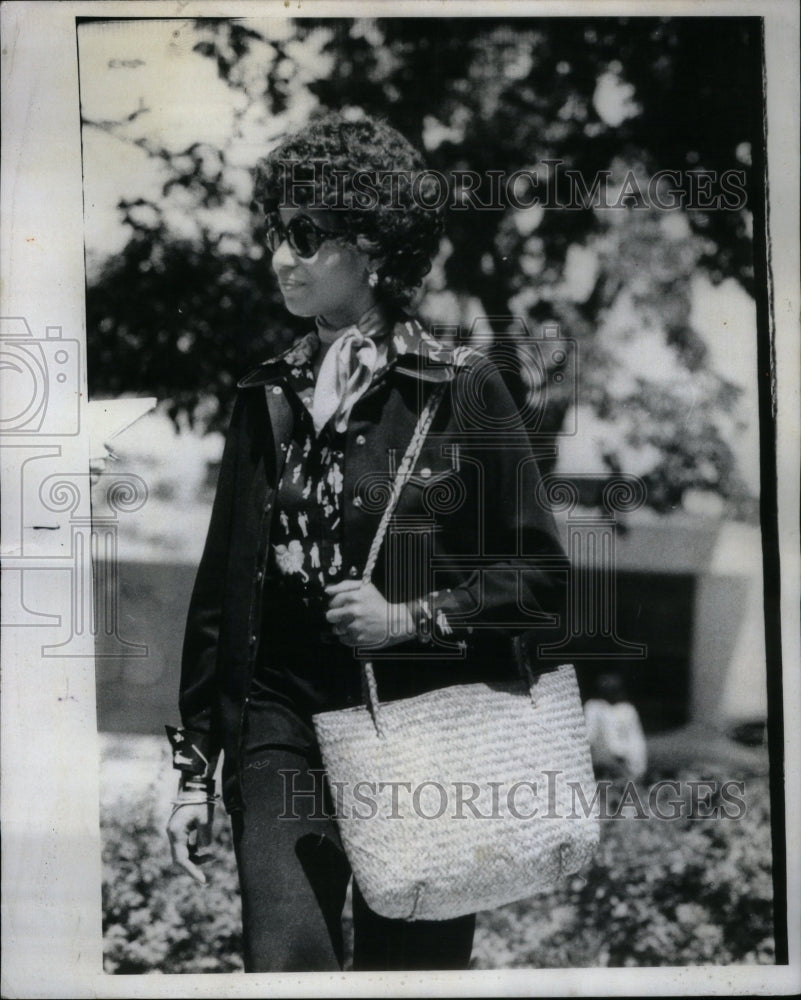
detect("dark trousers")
[231,746,476,972]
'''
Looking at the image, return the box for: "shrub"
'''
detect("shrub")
[471,770,775,968]
[102,769,774,972]
[102,791,243,974]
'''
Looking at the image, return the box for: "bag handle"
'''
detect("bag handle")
[358,381,448,736]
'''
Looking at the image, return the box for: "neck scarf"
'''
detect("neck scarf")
[312,306,391,434]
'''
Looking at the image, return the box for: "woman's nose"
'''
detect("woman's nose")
[271,236,295,271]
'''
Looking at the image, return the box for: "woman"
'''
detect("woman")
[166,112,568,972]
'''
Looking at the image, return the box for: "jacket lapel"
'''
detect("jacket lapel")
[238,341,307,477]
[263,384,293,480]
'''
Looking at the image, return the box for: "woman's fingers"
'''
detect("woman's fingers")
[325,580,362,596]
[324,581,397,646]
[169,831,208,884]
[326,580,381,607]
[325,606,357,625]
[326,595,358,613]
[170,839,207,885]
[166,804,213,885]
[327,608,364,642]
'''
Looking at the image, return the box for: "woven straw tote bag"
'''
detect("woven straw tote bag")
[313,383,599,921]
[314,661,599,920]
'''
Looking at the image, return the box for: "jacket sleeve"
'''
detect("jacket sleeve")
[171,394,246,773]
[414,357,569,644]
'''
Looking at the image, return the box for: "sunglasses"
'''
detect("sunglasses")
[265,213,346,259]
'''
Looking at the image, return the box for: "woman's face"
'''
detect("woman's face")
[270,206,376,328]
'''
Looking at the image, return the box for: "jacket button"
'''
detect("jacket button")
[349,566,359,578]
[250,634,257,645]
[272,386,282,395]
[353,496,362,508]
[356,434,366,446]
[255,570,263,581]
[420,467,432,479]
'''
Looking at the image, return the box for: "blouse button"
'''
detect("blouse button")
[272,386,282,395]
[250,633,257,645]
[353,496,363,508]
[349,566,359,578]
[356,434,366,446]
[255,570,263,582]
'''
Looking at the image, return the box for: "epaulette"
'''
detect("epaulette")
[269,331,318,368]
[419,339,484,369]
[399,318,484,369]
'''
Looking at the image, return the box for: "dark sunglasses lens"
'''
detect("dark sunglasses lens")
[287,216,322,258]
[266,219,283,253]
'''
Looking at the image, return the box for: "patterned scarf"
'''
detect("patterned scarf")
[311,306,392,434]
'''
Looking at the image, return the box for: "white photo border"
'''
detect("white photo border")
[1,1,799,996]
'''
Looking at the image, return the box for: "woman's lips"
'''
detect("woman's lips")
[278,277,304,292]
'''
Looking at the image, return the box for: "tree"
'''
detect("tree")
[82,15,762,512]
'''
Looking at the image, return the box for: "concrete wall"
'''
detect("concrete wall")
[93,517,768,735]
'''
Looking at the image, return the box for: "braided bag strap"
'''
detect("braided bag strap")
[360,381,447,585]
[358,381,448,724]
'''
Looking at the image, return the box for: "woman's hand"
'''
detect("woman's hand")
[166,801,214,885]
[325,580,415,649]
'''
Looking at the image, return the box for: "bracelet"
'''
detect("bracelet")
[174,772,216,811]
[181,778,214,793]
[419,596,451,638]
[408,596,433,644]
[169,797,219,818]
[179,773,215,793]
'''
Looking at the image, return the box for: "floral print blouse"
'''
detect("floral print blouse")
[266,316,452,617]
[268,332,347,614]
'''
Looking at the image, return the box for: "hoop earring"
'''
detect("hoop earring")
[367,270,379,289]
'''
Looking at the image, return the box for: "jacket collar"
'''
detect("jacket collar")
[237,316,464,389]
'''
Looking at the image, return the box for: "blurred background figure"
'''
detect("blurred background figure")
[584,672,647,781]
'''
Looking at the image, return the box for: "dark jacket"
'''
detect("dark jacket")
[178,320,569,810]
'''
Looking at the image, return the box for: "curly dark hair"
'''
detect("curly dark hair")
[254,112,445,311]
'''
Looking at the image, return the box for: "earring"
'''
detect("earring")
[368,270,379,289]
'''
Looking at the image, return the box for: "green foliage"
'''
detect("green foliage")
[471,771,775,968]
[101,793,243,973]
[306,18,759,294]
[83,16,762,506]
[101,772,774,972]
[87,231,306,433]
